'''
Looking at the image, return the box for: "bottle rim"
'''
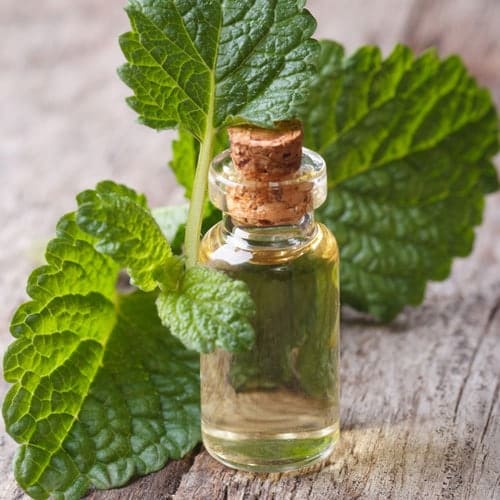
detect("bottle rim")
[209,147,326,190]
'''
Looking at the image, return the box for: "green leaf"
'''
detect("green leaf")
[3,214,200,499]
[303,41,500,320]
[169,130,199,201]
[75,182,254,352]
[76,180,179,291]
[152,204,189,254]
[157,266,255,353]
[119,0,319,266]
[118,0,319,136]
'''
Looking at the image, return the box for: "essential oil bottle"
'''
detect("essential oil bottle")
[199,122,340,472]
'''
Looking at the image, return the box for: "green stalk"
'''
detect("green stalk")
[184,121,216,268]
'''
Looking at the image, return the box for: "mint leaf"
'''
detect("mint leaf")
[119,0,319,266]
[118,0,319,135]
[303,41,499,320]
[170,129,199,201]
[157,266,255,353]
[4,181,255,497]
[3,214,200,499]
[166,41,499,321]
[76,181,177,291]
[152,204,189,254]
[75,181,254,352]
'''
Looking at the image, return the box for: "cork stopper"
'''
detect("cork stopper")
[227,121,303,181]
[208,124,327,229]
[225,122,312,226]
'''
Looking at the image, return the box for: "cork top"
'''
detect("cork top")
[227,121,303,180]
[209,122,327,227]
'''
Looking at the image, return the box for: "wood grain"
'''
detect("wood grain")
[1,0,499,499]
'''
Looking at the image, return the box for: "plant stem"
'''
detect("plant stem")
[184,123,216,268]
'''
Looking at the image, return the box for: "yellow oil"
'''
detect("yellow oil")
[199,222,340,472]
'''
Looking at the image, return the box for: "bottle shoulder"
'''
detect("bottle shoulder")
[316,222,338,254]
[199,221,338,268]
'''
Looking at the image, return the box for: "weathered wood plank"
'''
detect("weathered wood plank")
[402,0,500,103]
[310,0,500,105]
[1,0,500,498]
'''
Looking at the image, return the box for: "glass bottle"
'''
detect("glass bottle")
[199,124,340,472]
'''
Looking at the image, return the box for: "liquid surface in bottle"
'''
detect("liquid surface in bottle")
[199,222,340,472]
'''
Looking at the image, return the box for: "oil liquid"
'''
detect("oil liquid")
[199,222,340,472]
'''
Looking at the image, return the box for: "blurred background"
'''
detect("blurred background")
[0,0,499,465]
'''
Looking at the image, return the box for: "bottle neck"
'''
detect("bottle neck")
[221,211,317,251]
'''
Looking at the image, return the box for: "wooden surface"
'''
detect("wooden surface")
[1,0,499,498]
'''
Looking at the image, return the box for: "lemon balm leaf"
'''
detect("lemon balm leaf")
[118,0,320,266]
[143,41,499,321]
[75,181,177,291]
[157,266,255,353]
[3,213,200,499]
[118,0,319,136]
[75,181,254,351]
[304,41,499,320]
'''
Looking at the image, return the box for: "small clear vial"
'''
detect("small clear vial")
[199,126,340,472]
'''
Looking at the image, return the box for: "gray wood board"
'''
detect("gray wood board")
[1,0,499,498]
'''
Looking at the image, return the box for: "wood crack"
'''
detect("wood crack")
[452,296,500,423]
[476,296,500,447]
[479,378,500,446]
[168,448,200,499]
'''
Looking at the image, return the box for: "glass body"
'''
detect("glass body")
[199,148,340,472]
